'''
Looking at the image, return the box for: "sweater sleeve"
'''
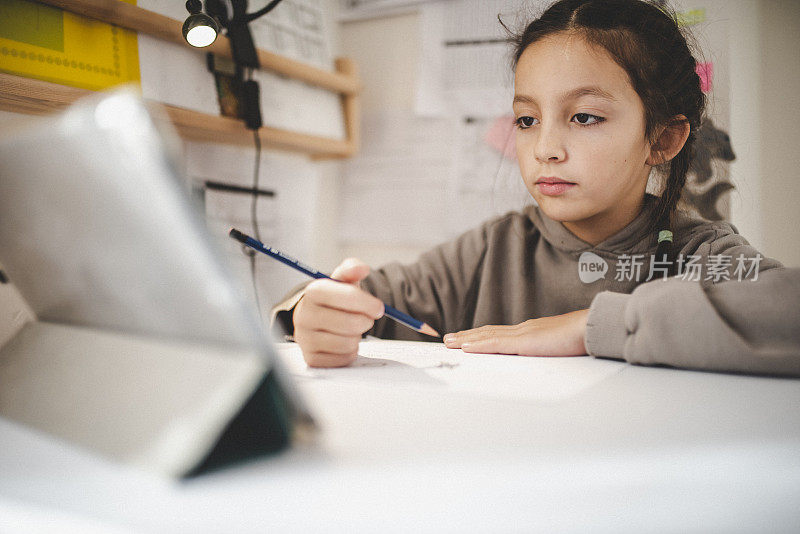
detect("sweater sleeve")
[270,219,491,341]
[270,280,308,338]
[585,267,800,376]
[360,221,490,341]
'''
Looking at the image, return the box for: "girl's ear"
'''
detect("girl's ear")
[646,115,691,166]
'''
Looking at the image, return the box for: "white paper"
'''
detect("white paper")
[136,0,188,21]
[254,70,346,140]
[243,0,347,139]
[251,0,335,70]
[137,34,221,116]
[277,340,626,403]
[339,110,458,247]
[416,0,546,118]
[338,0,437,21]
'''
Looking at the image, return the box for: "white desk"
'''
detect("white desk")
[1,340,799,533]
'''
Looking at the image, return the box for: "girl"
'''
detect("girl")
[274,0,800,375]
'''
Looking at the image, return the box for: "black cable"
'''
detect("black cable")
[251,92,262,241]
[245,0,285,23]
[247,66,264,319]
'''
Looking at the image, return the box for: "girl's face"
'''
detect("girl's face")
[514,32,654,244]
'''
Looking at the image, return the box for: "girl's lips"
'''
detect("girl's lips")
[536,178,576,196]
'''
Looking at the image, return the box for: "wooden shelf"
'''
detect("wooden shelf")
[0,72,354,158]
[0,0,361,159]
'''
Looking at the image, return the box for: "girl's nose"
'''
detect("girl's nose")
[534,124,566,163]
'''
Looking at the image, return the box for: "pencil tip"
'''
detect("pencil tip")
[229,228,247,244]
[420,323,440,338]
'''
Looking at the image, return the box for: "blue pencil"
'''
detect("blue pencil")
[229,228,440,338]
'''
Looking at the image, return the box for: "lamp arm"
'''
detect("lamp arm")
[202,0,284,31]
[244,0,285,23]
[205,0,230,28]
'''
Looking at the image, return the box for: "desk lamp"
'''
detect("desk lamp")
[182,0,285,130]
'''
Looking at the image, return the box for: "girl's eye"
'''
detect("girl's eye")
[572,113,604,125]
[515,116,537,129]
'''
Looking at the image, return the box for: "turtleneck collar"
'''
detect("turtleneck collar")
[525,194,659,254]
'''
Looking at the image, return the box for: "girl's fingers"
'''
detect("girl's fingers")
[294,303,375,337]
[294,329,361,358]
[303,279,384,319]
[462,337,522,355]
[443,311,589,356]
[292,257,380,368]
[302,351,359,368]
[444,324,521,347]
[330,257,371,283]
[444,325,526,354]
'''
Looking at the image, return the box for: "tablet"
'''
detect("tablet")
[0,89,305,476]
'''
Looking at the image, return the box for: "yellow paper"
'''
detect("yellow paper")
[0,0,140,90]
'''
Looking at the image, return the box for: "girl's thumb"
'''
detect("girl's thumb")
[330,258,370,284]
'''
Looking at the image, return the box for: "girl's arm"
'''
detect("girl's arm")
[445,267,800,377]
[585,267,800,376]
[444,223,799,376]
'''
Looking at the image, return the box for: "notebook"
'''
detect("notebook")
[0,89,309,477]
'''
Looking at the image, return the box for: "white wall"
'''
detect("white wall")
[336,12,428,268]
[728,0,763,254]
[759,0,800,267]
[728,0,800,267]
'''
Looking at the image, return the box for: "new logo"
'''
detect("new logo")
[578,251,608,283]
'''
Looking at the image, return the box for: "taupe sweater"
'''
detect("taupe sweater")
[273,195,800,376]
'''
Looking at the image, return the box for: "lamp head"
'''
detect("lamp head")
[183,0,219,48]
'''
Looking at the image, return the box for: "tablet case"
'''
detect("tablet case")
[0,90,305,477]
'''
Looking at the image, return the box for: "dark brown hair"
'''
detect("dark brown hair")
[507,0,705,240]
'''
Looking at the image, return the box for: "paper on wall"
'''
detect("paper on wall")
[416,0,547,118]
[137,34,220,116]
[338,0,438,21]
[339,109,457,247]
[339,109,530,251]
[250,0,335,70]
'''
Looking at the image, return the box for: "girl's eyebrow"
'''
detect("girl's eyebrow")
[513,86,618,106]
[563,86,618,102]
[513,94,538,106]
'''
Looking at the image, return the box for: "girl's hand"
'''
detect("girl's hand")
[293,258,385,368]
[442,309,590,356]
